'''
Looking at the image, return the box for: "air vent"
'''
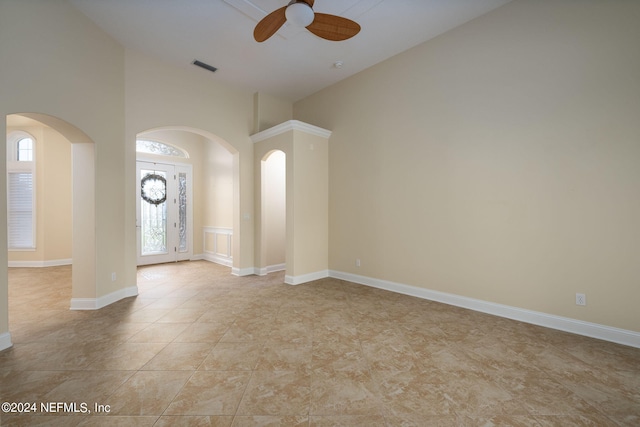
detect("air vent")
[192,60,217,73]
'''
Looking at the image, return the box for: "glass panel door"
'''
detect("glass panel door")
[175,165,192,262]
[141,169,168,255]
[136,161,192,265]
[137,162,175,265]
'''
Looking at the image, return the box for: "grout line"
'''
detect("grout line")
[4,263,639,424]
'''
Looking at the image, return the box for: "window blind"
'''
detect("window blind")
[7,172,34,248]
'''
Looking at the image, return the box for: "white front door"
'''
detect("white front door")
[136,161,192,265]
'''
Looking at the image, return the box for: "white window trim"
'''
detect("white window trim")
[7,130,36,250]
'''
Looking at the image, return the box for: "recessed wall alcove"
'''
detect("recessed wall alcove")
[252,120,331,285]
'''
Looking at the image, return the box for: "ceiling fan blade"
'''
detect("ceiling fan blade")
[300,0,314,6]
[306,13,360,41]
[254,6,287,42]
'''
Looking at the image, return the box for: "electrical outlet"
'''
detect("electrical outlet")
[111,272,117,282]
[356,259,361,267]
[575,293,586,306]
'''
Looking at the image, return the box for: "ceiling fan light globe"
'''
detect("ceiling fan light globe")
[285,3,314,27]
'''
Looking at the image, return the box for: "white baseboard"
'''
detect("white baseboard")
[232,267,257,277]
[329,270,640,349]
[0,332,12,352]
[268,263,286,273]
[8,259,72,268]
[285,270,329,286]
[70,285,138,310]
[204,253,233,267]
[257,263,286,276]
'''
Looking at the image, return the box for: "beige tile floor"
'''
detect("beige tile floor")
[1,261,639,426]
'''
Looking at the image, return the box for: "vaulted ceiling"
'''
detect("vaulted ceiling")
[69,0,511,101]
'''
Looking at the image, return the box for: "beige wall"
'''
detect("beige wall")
[253,92,293,134]
[124,50,255,277]
[294,0,640,332]
[42,127,73,262]
[1,0,637,346]
[7,121,73,265]
[204,139,235,231]
[1,0,126,337]
[290,130,329,278]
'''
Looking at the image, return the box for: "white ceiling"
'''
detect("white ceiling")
[68,0,511,102]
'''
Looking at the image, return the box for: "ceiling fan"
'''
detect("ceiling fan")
[254,0,361,42]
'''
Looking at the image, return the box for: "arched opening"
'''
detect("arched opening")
[260,150,287,275]
[5,113,96,316]
[135,126,237,271]
[251,120,331,285]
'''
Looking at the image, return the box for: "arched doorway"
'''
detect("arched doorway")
[135,126,238,270]
[251,120,331,285]
[259,150,286,275]
[5,113,96,312]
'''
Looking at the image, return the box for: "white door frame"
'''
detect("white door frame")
[136,159,193,265]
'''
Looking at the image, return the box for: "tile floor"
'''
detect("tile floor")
[1,261,639,426]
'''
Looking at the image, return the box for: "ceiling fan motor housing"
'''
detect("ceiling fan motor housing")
[254,0,360,43]
[285,2,314,27]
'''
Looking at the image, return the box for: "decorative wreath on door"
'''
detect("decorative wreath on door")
[141,173,167,205]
